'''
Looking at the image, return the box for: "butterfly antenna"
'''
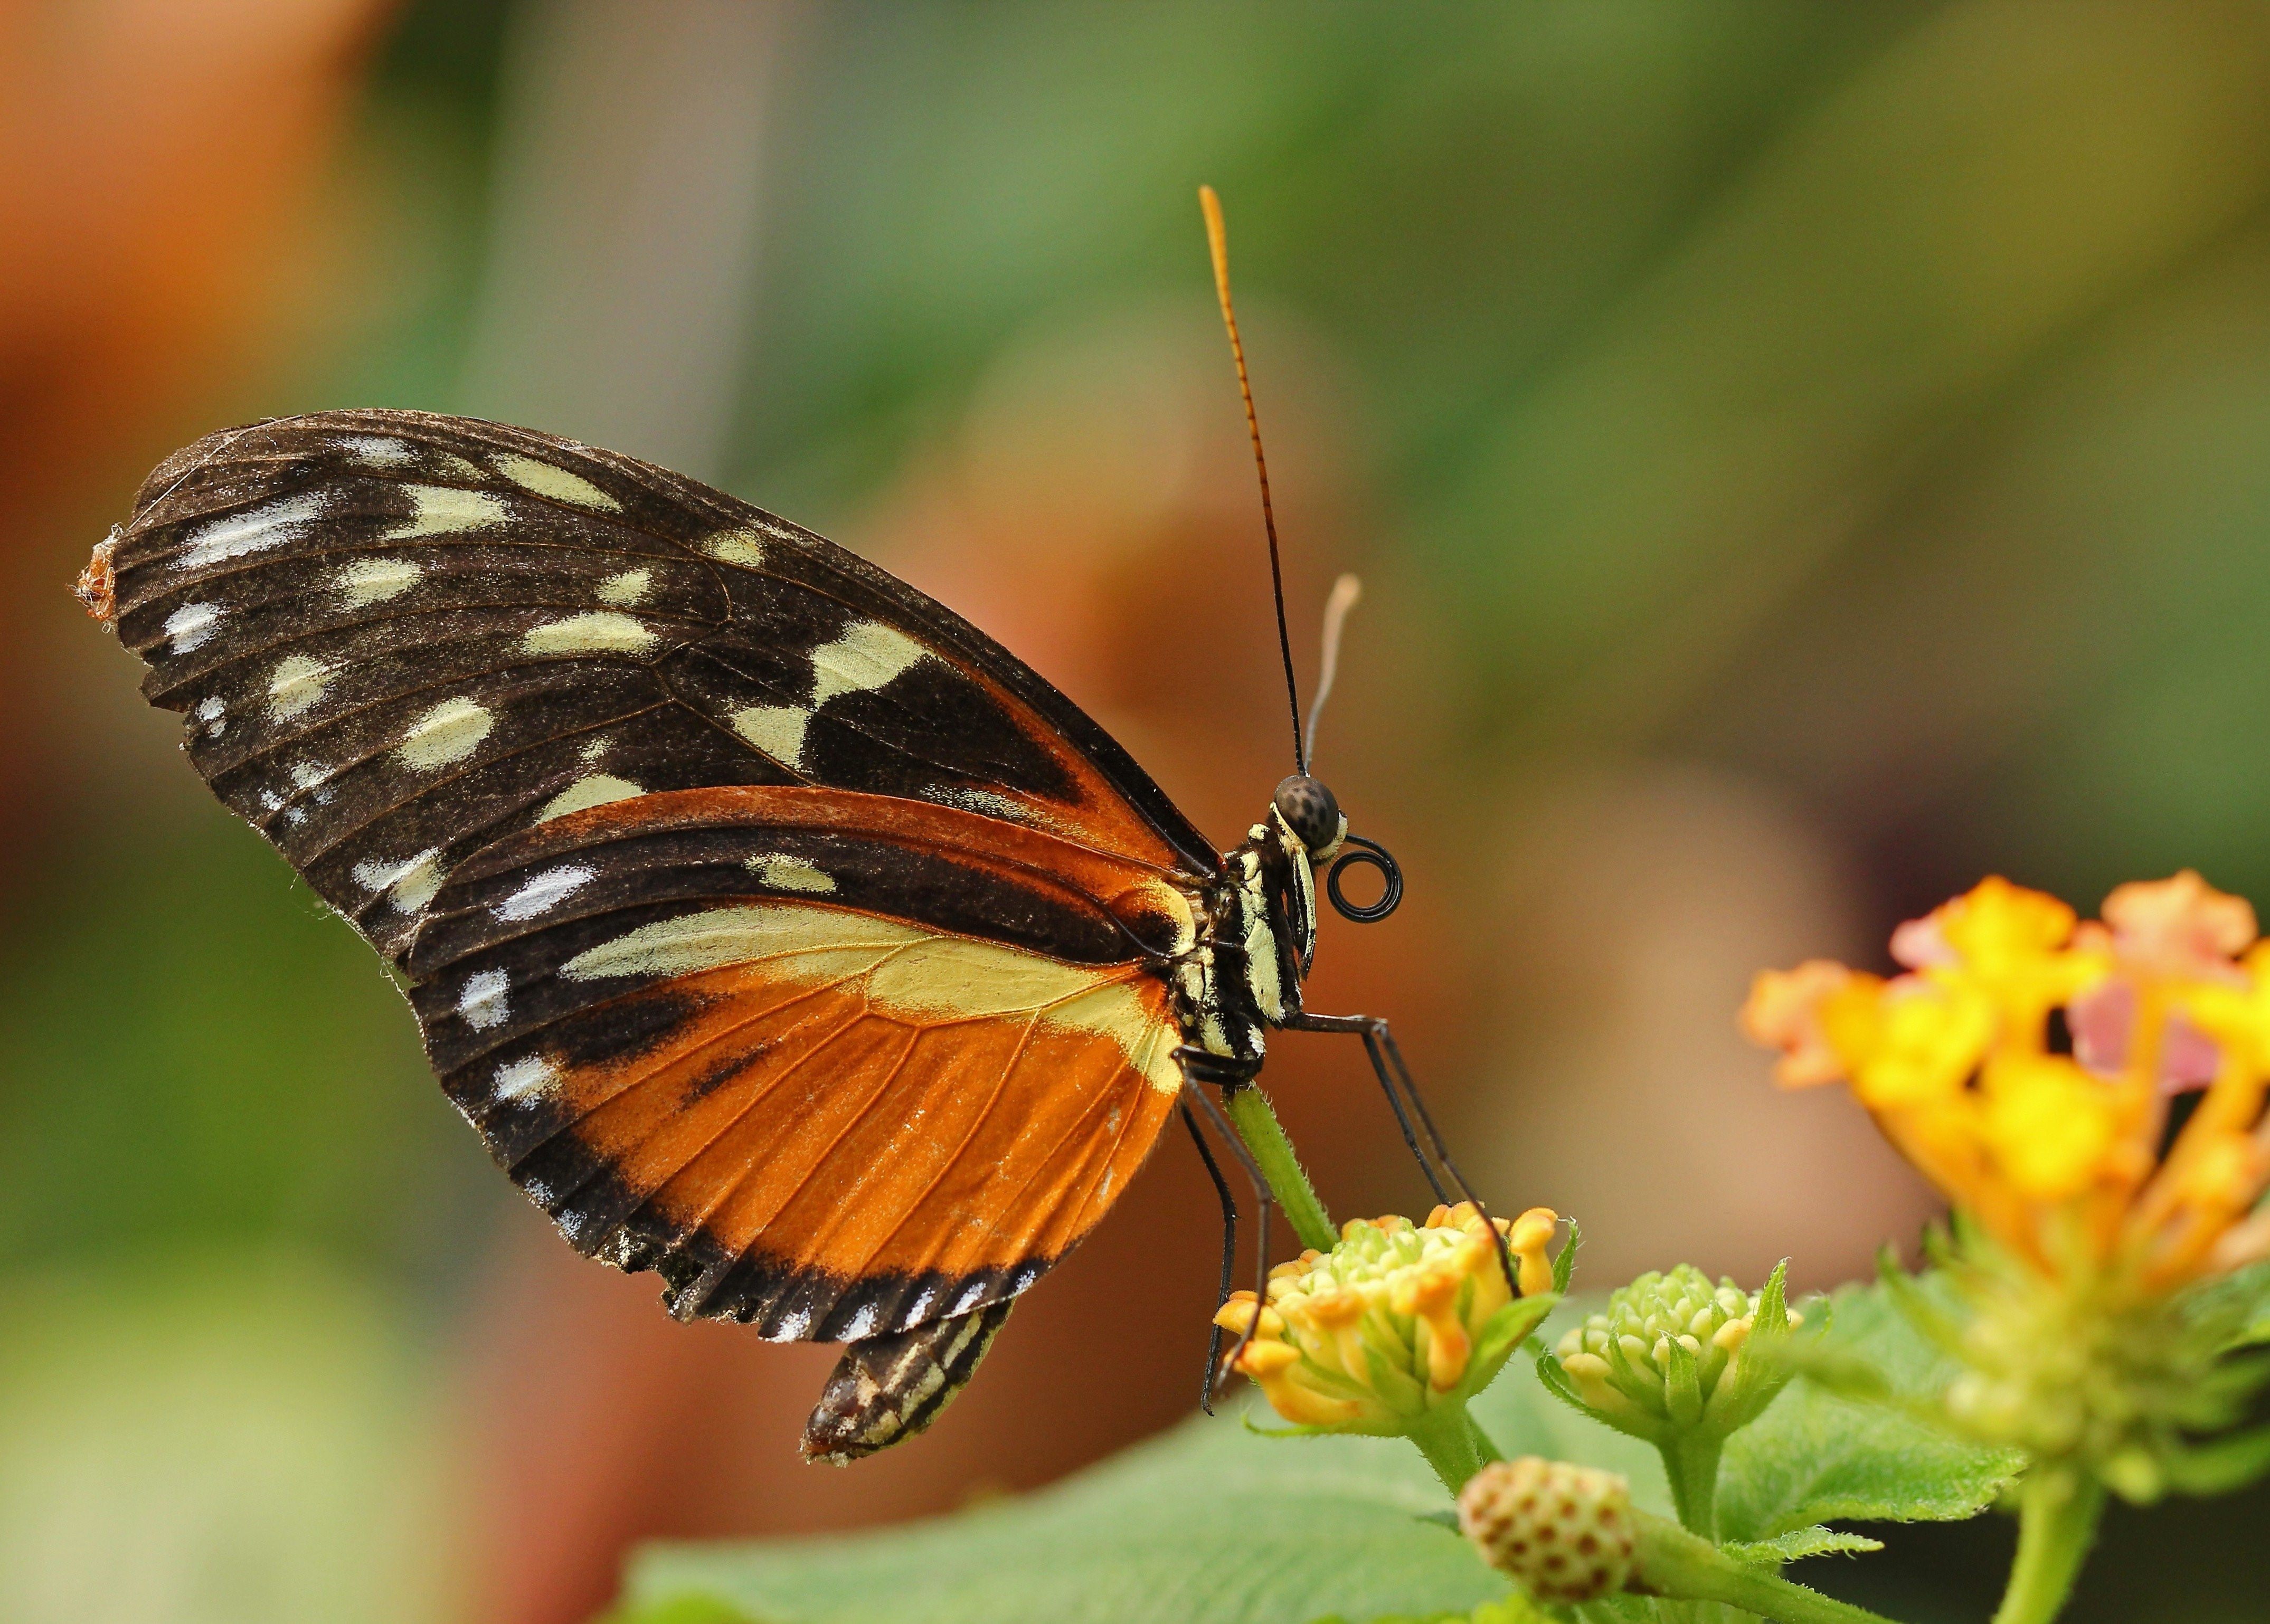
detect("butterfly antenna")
[1200,185,1306,775]
[1302,573,1363,771]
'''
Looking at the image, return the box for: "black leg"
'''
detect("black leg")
[1179,1101,1238,1414]
[1174,1052,1280,1383]
[1285,1011,1519,1296]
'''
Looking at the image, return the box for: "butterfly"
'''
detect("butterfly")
[76,196,1506,1464]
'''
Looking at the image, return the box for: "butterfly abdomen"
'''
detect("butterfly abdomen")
[801,1298,1017,1464]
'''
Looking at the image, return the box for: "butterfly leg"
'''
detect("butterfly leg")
[1178,1103,1239,1414]
[1172,1049,1281,1391]
[1284,1012,1519,1295]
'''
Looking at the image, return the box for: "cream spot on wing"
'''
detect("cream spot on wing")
[352,847,445,914]
[163,601,222,653]
[288,759,332,792]
[386,486,508,539]
[595,568,651,606]
[536,773,642,822]
[433,452,485,481]
[458,969,509,1029]
[267,654,332,719]
[194,695,226,737]
[578,735,610,764]
[810,620,926,706]
[747,854,835,894]
[339,435,412,467]
[521,612,656,657]
[496,864,598,921]
[177,493,323,570]
[337,556,424,606]
[491,453,619,510]
[396,696,493,768]
[701,530,765,568]
[560,903,1178,1090]
[727,705,811,766]
[723,623,931,768]
[492,1054,557,1101]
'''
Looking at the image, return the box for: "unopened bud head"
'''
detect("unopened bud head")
[1458,1457,1634,1602]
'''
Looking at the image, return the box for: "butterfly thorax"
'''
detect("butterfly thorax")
[1168,805,1321,1069]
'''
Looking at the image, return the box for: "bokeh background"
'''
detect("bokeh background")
[8,2,2270,1619]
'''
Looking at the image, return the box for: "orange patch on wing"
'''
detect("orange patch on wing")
[551,958,1179,1283]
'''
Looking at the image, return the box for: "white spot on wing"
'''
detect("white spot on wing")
[521,612,656,657]
[176,494,323,570]
[337,556,423,606]
[267,654,332,719]
[595,568,651,606]
[163,602,222,653]
[496,864,597,921]
[352,847,445,914]
[536,774,642,822]
[492,1054,557,1101]
[458,969,510,1029]
[952,1281,988,1315]
[841,1303,881,1340]
[339,435,412,467]
[702,530,764,568]
[385,486,508,539]
[748,854,835,894]
[768,1306,813,1342]
[396,696,493,768]
[194,695,226,737]
[491,453,619,510]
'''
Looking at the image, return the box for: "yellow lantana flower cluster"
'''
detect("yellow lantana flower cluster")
[1215,1204,1559,1435]
[1744,872,2270,1294]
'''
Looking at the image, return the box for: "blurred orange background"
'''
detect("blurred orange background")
[9,4,2270,1621]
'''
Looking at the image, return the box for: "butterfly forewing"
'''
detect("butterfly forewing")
[106,409,1215,965]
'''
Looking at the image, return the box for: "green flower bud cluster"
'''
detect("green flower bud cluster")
[1550,1262,1801,1445]
[1913,1237,2270,1504]
[1457,1456,1634,1602]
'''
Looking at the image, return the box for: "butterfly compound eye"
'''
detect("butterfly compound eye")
[1273,773,1342,855]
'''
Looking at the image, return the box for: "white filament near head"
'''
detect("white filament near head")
[1302,573,1364,771]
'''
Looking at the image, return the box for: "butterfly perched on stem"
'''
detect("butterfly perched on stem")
[77,192,1503,1463]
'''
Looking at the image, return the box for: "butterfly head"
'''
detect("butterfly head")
[1272,773,1345,861]
[1272,773,1402,926]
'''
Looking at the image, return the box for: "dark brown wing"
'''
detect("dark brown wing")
[97,409,1217,968]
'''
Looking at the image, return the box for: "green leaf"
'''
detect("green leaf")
[1716,1279,2024,1542]
[596,1596,757,1624]
[618,1313,1680,1624]
[1719,1526,1885,1569]
[621,1410,1518,1624]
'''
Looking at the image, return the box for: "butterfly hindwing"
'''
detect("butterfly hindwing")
[404,785,1193,1339]
[100,409,1216,967]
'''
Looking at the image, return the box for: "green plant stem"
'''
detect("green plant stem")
[1405,1403,1491,1495]
[1990,1470,2105,1624]
[1224,1085,1337,1252]
[1636,1512,1901,1624]
[1659,1435,1725,1539]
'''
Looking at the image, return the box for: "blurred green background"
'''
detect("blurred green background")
[7,2,2270,1620]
